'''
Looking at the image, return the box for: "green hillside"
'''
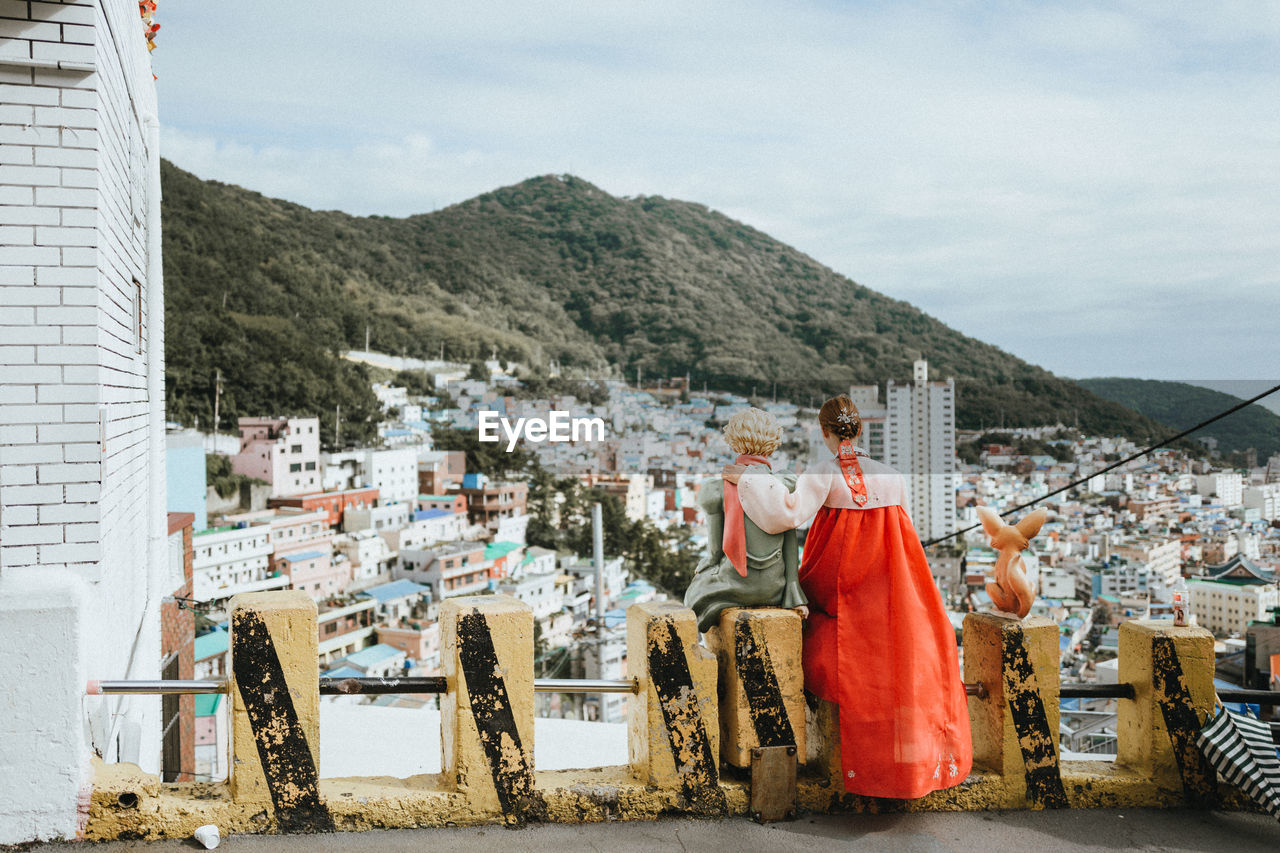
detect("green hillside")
[1076,378,1280,460]
[161,161,1172,447]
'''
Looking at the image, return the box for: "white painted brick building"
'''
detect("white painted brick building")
[0,1,161,844]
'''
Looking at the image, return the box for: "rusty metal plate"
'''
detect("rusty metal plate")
[749,744,797,823]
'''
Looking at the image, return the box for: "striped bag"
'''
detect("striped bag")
[1196,705,1280,821]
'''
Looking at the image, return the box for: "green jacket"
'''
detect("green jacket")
[684,470,806,633]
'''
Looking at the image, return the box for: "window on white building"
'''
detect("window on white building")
[133,278,143,354]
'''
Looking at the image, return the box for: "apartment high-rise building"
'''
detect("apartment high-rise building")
[847,384,887,462]
[884,360,957,543]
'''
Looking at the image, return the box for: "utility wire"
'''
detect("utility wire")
[923,381,1280,548]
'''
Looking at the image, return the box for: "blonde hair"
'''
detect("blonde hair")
[723,407,782,456]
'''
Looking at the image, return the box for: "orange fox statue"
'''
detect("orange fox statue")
[976,506,1047,619]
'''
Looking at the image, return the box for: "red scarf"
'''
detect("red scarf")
[723,453,771,577]
[838,440,869,507]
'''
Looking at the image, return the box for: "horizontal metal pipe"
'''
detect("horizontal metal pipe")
[88,677,1265,705]
[87,680,225,695]
[321,676,445,695]
[535,678,639,694]
[1216,688,1280,704]
[963,682,1138,700]
[1059,683,1136,700]
[89,676,640,696]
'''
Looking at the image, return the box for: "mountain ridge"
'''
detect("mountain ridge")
[1077,378,1280,460]
[160,161,1173,448]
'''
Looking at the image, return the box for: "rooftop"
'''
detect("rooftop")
[1202,554,1276,585]
[193,694,221,717]
[484,541,523,560]
[321,664,364,679]
[192,629,228,661]
[410,541,485,558]
[361,579,430,604]
[343,643,405,668]
[280,550,327,563]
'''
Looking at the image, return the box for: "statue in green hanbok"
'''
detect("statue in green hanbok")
[684,408,808,633]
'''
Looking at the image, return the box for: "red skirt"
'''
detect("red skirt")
[800,504,972,798]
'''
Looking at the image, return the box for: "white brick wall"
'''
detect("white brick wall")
[0,1,161,844]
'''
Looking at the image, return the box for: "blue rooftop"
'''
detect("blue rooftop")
[281,550,326,563]
[345,643,405,668]
[414,508,453,521]
[322,665,364,679]
[1214,677,1262,716]
[361,578,430,603]
[193,629,228,661]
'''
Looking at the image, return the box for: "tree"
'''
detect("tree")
[431,426,535,479]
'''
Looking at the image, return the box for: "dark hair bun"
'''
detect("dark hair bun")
[818,395,862,441]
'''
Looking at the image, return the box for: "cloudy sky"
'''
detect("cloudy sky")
[155,2,1278,383]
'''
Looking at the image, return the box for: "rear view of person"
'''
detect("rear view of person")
[728,395,971,798]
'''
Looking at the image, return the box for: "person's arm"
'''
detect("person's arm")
[736,465,830,534]
[779,527,808,617]
[700,506,725,569]
[694,479,725,571]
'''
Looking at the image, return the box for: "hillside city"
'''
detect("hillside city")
[8,4,1280,846]
[168,351,1280,780]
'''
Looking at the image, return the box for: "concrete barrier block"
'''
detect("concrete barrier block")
[441,594,543,824]
[627,600,725,813]
[0,569,90,845]
[803,697,842,784]
[1117,620,1216,804]
[706,607,805,768]
[963,612,1066,808]
[228,590,331,832]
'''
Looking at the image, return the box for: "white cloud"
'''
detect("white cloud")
[154,1,1280,379]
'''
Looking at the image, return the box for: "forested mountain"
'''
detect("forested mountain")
[161,160,1171,447]
[1077,378,1280,460]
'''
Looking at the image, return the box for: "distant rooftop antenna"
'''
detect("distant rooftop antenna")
[593,502,605,631]
[592,501,608,715]
[212,368,222,434]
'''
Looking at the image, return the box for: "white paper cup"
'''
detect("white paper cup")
[193,824,220,850]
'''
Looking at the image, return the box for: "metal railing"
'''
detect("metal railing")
[88,676,640,696]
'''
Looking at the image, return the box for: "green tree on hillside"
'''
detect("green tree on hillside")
[160,159,1178,443]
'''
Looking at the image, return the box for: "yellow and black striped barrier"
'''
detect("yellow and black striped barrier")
[80,596,1265,841]
[441,595,545,824]
[1118,620,1218,805]
[706,607,805,768]
[229,592,334,832]
[627,600,726,814]
[963,612,1067,809]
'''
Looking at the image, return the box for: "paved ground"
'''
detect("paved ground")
[21,809,1279,852]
